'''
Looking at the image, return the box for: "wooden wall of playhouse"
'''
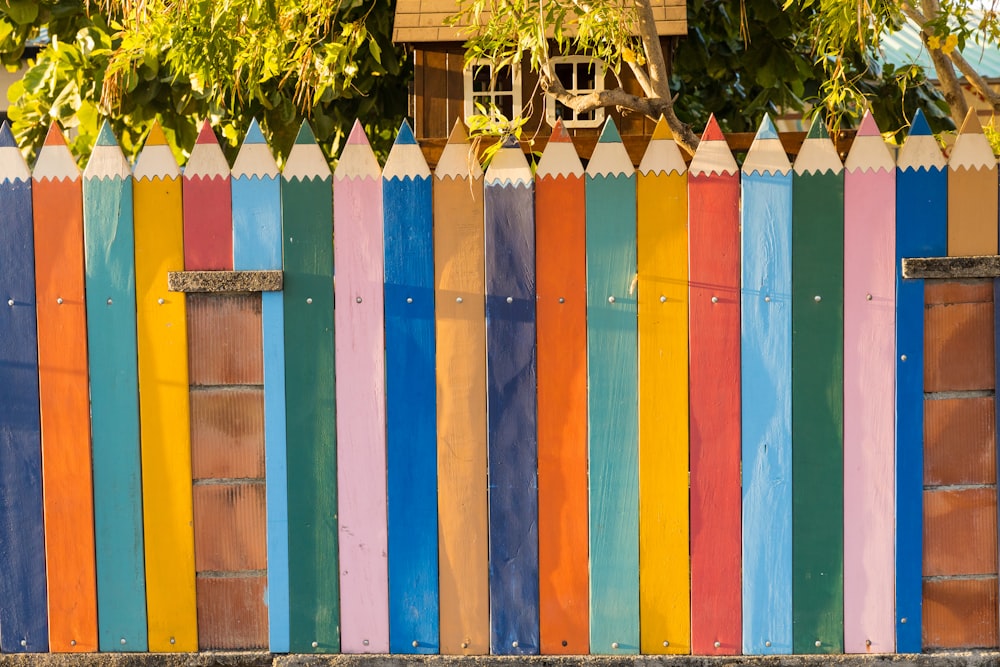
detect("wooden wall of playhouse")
[0,106,998,656]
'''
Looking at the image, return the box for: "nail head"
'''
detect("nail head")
[363,640,370,646]
[506,296,513,304]
[663,641,669,647]
[20,640,26,647]
[157,298,164,305]
[6,299,12,306]
[660,295,667,303]
[815,640,821,647]
[412,640,419,648]
[356,297,363,303]
[612,642,619,649]
[558,297,565,303]
[866,639,872,647]
[306,297,313,304]
[107,298,113,305]
[765,641,771,647]
[900,354,907,361]
[312,641,319,648]
[608,296,615,303]
[814,295,821,302]
[511,641,519,648]
[57,297,63,304]
[456,297,463,303]
[901,617,907,624]
[714,641,721,648]
[764,295,771,302]
[461,642,468,649]
[407,297,413,304]
[169,637,175,644]
[120,638,126,645]
[70,640,76,646]
[866,293,873,301]
[711,296,719,303]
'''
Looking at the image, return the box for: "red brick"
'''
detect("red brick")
[925,397,996,486]
[193,483,267,572]
[190,388,265,480]
[925,279,994,305]
[196,575,268,650]
[924,488,998,576]
[923,577,998,649]
[188,293,263,385]
[925,301,995,392]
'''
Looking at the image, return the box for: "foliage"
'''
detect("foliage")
[2,0,409,165]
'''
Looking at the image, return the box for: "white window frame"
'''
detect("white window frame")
[463,58,522,124]
[545,56,606,129]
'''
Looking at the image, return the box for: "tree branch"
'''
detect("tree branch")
[904,0,969,123]
[632,0,670,99]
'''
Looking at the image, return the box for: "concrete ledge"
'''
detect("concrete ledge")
[902,256,1000,279]
[168,271,284,293]
[2,653,999,667]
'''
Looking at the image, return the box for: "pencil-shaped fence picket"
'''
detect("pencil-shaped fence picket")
[1,113,1000,656]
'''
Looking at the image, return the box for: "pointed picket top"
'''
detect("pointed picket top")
[949,108,996,171]
[897,109,946,172]
[845,111,895,173]
[743,114,791,176]
[435,119,483,180]
[0,122,29,182]
[334,120,382,181]
[133,121,180,181]
[383,119,430,181]
[184,121,230,179]
[85,121,131,180]
[232,119,279,179]
[33,123,80,182]
[485,135,531,186]
[638,116,686,177]
[587,118,633,177]
[536,120,584,179]
[283,120,331,181]
[793,115,843,176]
[689,115,738,177]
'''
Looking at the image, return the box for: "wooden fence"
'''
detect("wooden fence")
[0,107,994,656]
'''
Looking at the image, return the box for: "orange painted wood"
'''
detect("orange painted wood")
[32,125,98,652]
[535,124,589,654]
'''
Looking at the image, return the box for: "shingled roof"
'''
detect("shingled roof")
[393,0,687,43]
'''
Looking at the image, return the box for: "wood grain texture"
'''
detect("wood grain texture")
[82,138,148,651]
[790,158,844,654]
[895,116,948,651]
[433,141,489,655]
[687,169,741,657]
[535,149,589,655]
[484,151,539,655]
[133,153,198,652]
[0,164,48,653]
[182,125,233,271]
[586,145,639,655]
[843,140,896,655]
[636,165,689,655]
[333,136,389,654]
[281,127,339,653]
[948,171,998,257]
[33,155,98,652]
[740,169,793,655]
[383,135,439,655]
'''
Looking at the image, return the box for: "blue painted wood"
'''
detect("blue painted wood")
[484,141,540,656]
[895,112,946,653]
[83,124,148,652]
[585,127,639,656]
[383,123,439,654]
[741,166,793,655]
[0,139,48,654]
[231,123,288,652]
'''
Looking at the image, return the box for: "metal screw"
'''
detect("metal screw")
[306,297,313,304]
[711,296,719,303]
[407,297,413,304]
[714,641,721,648]
[412,640,419,648]
[6,299,12,306]
[764,295,771,302]
[511,641,519,648]
[660,295,667,303]
[57,297,63,304]
[169,637,175,645]
[866,639,872,647]
[815,640,821,647]
[765,641,771,647]
[356,297,362,303]
[158,298,164,305]
[506,297,513,304]
[612,642,620,649]
[456,297,463,303]
[662,641,669,647]
[120,638,127,645]
[866,293,873,301]
[70,640,76,647]
[562,641,568,647]
[312,641,319,648]
[901,617,908,624]
[901,354,907,362]
[608,296,616,303]
[558,297,565,303]
[20,640,26,647]
[107,298,113,305]
[814,295,821,302]
[363,640,370,646]
[461,642,468,649]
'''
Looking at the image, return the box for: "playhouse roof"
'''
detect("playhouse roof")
[393,0,687,43]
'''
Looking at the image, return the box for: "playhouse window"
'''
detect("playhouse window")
[464,60,521,123]
[546,56,605,128]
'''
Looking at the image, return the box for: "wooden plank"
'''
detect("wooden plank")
[895,109,948,652]
[687,115,741,655]
[133,122,197,651]
[167,270,282,292]
[635,118,689,655]
[790,116,844,654]
[843,110,896,653]
[483,136,540,655]
[433,121,489,655]
[534,121,589,655]
[948,110,998,257]
[383,120,439,654]
[183,121,233,270]
[740,115,792,655]
[333,121,389,654]
[32,123,98,652]
[0,121,48,653]
[586,119,638,655]
[280,122,339,653]
[82,121,148,652]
